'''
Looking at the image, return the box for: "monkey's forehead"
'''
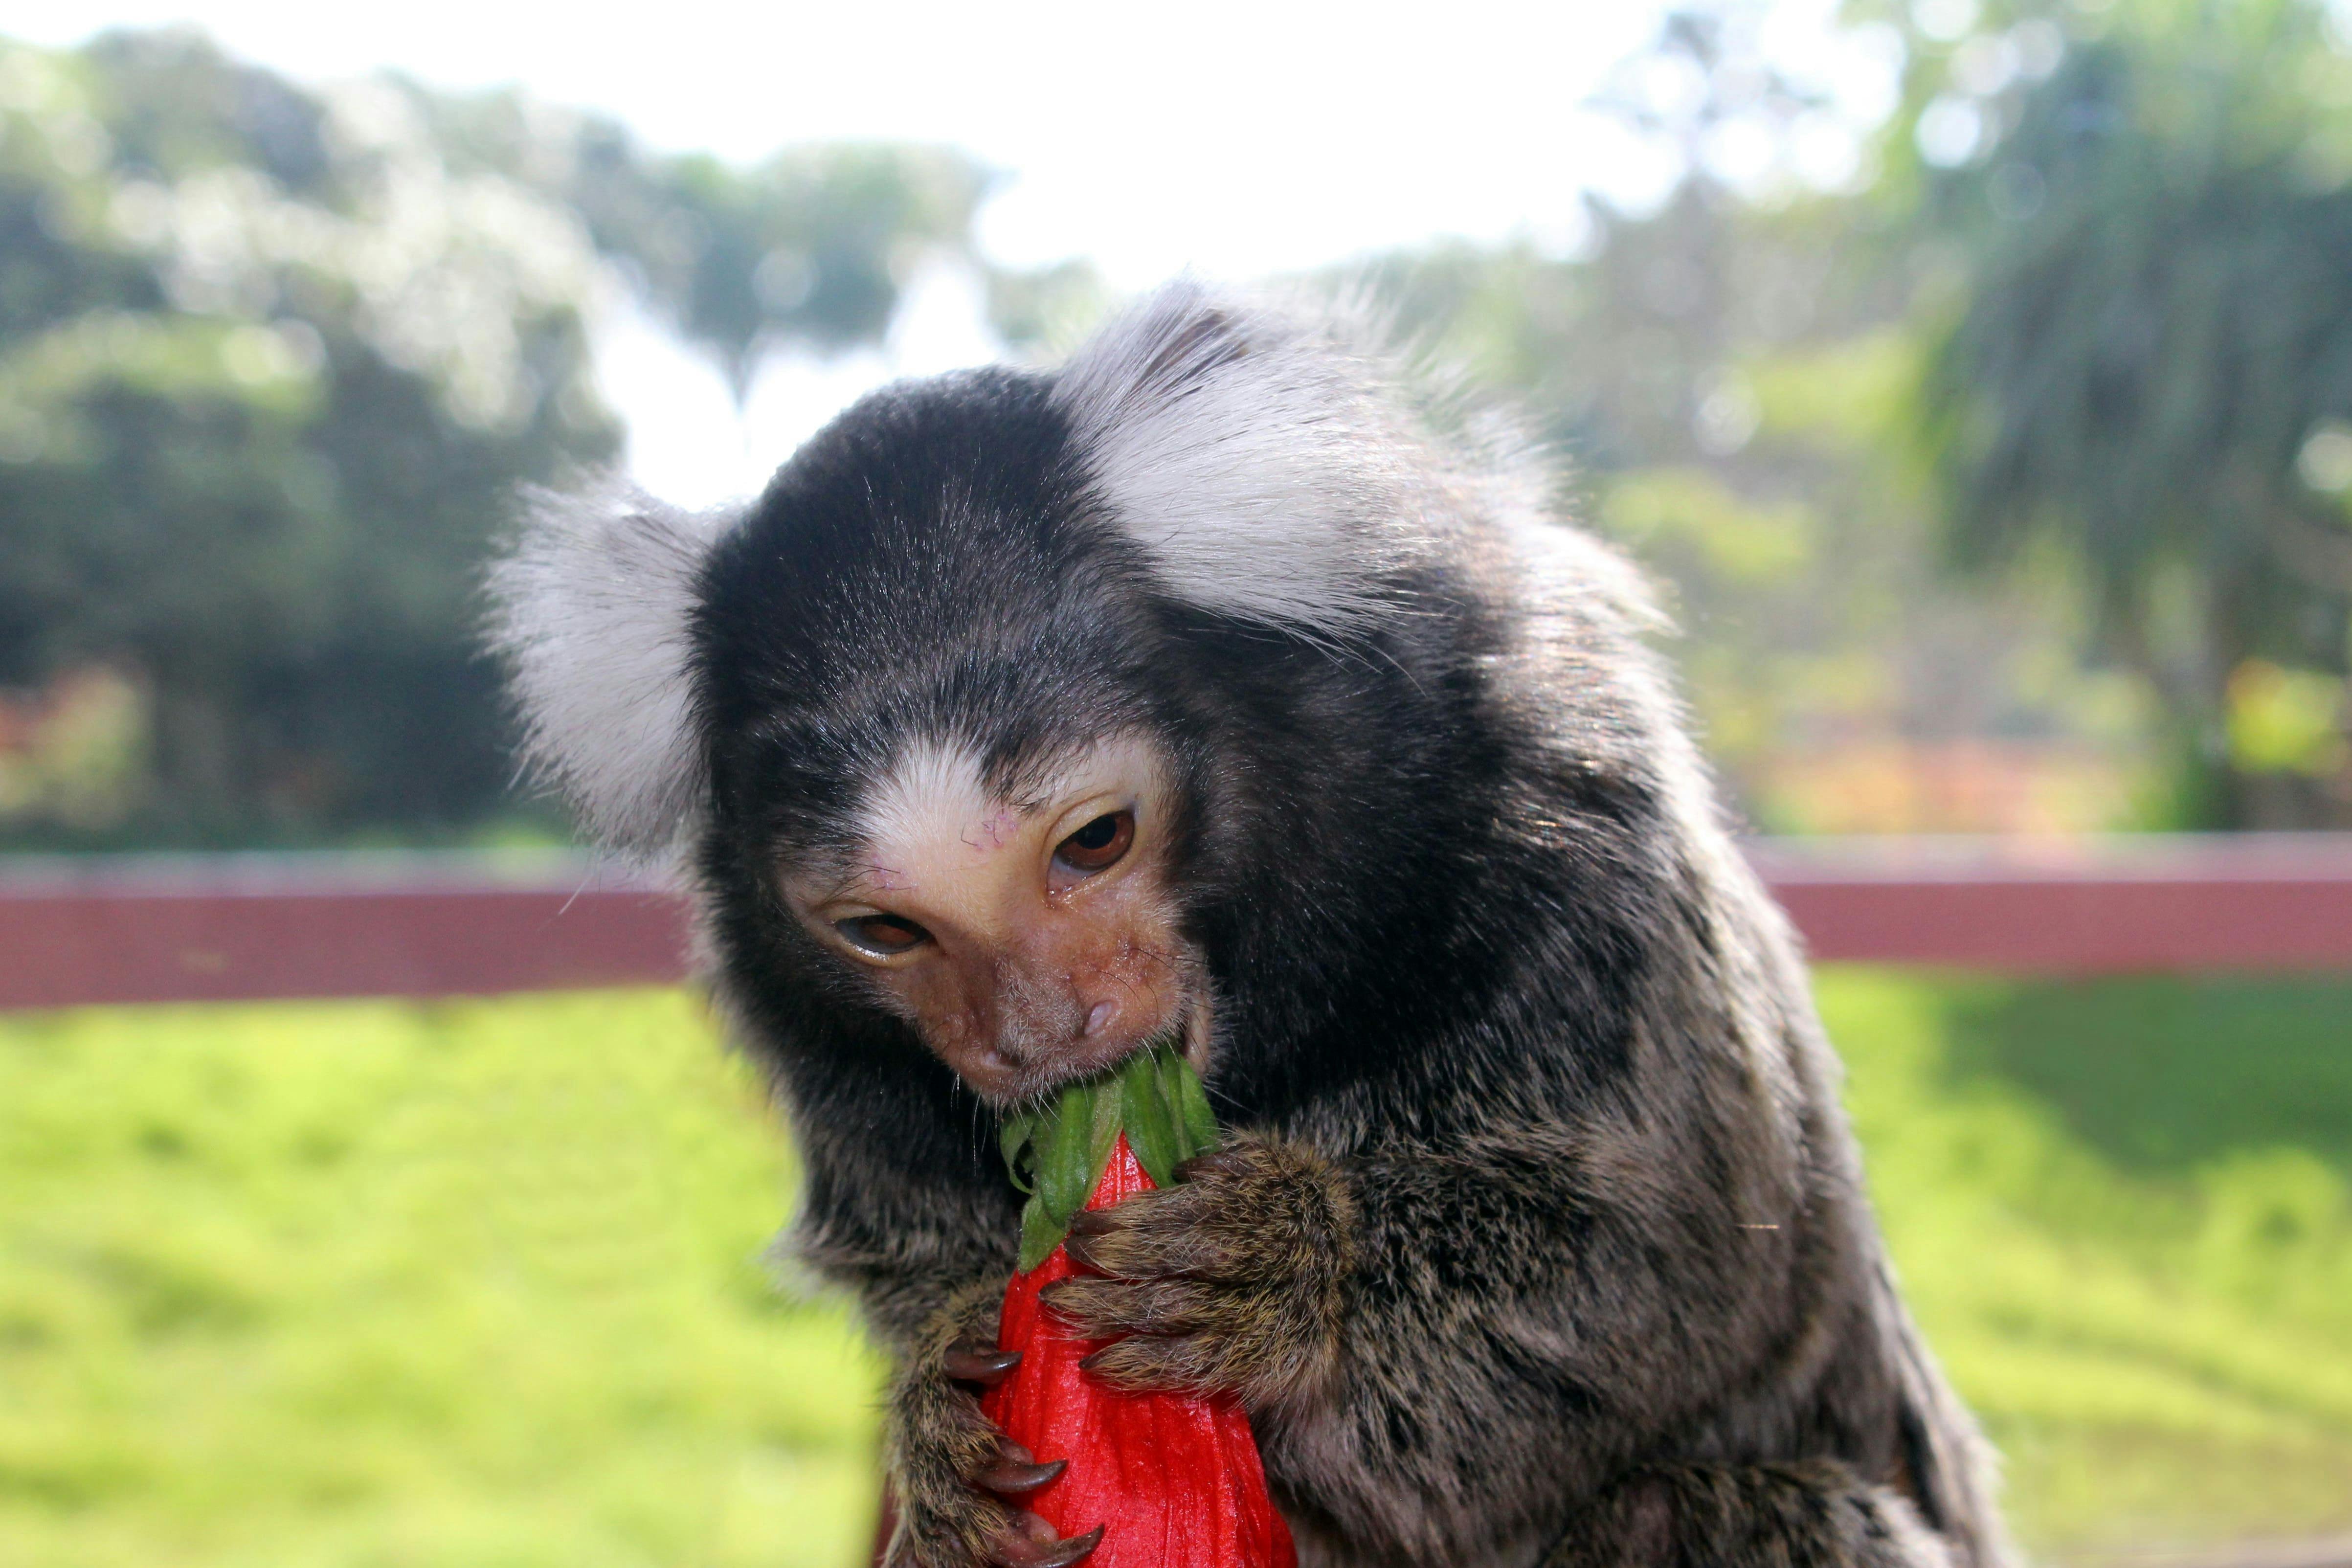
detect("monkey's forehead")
[694,483,1166,733]
[780,729,1169,896]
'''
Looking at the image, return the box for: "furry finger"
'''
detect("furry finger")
[1039,1275,1225,1339]
[1066,1189,1254,1279]
[1061,1214,1211,1279]
[888,1487,1024,1568]
[1075,1331,1222,1393]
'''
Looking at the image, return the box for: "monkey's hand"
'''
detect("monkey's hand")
[1040,1136,1354,1409]
[885,1287,1106,1568]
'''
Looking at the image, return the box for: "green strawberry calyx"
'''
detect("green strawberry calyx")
[997,1039,1220,1272]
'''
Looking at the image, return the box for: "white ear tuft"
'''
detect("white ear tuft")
[485,482,735,855]
[1052,281,1418,637]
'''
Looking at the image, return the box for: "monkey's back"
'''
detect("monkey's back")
[1237,402,2012,1568]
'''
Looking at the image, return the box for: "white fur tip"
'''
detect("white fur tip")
[1053,281,1415,637]
[485,482,735,855]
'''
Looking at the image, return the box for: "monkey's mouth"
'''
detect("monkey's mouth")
[984,1001,1210,1111]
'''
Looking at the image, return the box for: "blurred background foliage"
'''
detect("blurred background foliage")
[0,28,980,847]
[7,4,2352,847]
[5,3,2352,847]
[1360,0,2352,833]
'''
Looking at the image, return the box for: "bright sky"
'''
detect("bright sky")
[18,0,1883,504]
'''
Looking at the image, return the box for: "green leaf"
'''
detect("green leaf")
[1173,1052,1220,1161]
[1086,1072,1123,1188]
[1122,1051,1182,1187]
[1036,1081,1098,1222]
[1150,1049,1190,1159]
[999,1107,1039,1195]
[1017,1194,1066,1272]
[1000,1043,1228,1272]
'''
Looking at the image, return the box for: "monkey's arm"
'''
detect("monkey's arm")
[1043,1121,1828,1561]
[1043,1119,1769,1422]
[1046,1137,1356,1407]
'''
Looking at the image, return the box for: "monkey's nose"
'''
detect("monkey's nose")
[1085,1000,1116,1037]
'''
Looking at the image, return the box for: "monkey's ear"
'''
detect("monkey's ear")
[1053,280,1410,638]
[484,483,733,856]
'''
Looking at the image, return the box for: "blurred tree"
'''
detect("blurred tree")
[1371,0,2352,831]
[1909,0,2352,826]
[987,259,1118,360]
[1349,1,2152,834]
[0,28,983,847]
[417,86,988,404]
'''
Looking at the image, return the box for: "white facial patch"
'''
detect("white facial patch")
[842,733,1165,916]
[855,737,1008,896]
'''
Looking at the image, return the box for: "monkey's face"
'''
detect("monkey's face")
[776,731,1206,1106]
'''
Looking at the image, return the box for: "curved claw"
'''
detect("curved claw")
[943,1341,1022,1386]
[986,1522,1104,1568]
[1066,1208,1118,1237]
[975,1454,1067,1494]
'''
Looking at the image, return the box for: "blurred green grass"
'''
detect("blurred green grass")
[0,991,881,1568]
[1,973,2348,1566]
[1824,971,2352,1554]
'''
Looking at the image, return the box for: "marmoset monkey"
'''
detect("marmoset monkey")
[490,282,2008,1568]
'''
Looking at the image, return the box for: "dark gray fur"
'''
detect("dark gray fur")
[488,281,2010,1568]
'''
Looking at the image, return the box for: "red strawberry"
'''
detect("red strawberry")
[984,1133,1296,1568]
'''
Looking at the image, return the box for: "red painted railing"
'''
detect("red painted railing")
[0,851,688,1010]
[2,836,2349,1010]
[1746,834,2352,975]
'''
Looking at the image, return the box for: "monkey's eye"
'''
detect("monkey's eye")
[1053,810,1135,876]
[834,913,931,957]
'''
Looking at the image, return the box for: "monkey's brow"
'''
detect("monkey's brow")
[1003,787,1054,815]
[799,859,915,903]
[772,830,890,895]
